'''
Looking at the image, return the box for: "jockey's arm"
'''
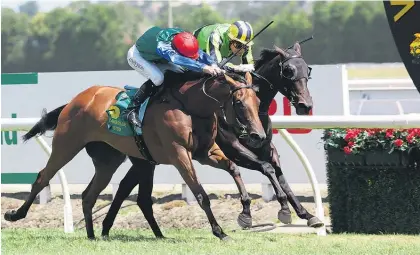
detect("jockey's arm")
[206,31,223,64]
[156,41,206,72]
[224,46,255,72]
[197,49,217,66]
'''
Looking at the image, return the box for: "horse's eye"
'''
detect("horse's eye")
[283,65,297,79]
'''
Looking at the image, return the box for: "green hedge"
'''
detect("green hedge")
[326,148,420,234]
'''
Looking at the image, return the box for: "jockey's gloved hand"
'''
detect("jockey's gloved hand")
[238,64,255,72]
[212,64,225,75]
[225,64,255,73]
[203,65,224,76]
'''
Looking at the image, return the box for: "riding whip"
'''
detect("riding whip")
[219,20,274,68]
[286,35,314,49]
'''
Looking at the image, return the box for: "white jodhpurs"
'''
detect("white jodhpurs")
[127,45,184,87]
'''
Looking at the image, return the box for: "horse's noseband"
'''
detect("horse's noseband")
[279,55,312,81]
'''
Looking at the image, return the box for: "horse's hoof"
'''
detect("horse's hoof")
[156,235,166,239]
[307,216,324,228]
[101,235,110,241]
[278,210,292,224]
[221,235,232,242]
[4,210,21,222]
[237,213,252,229]
[87,235,96,241]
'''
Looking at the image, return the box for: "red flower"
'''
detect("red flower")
[413,128,420,136]
[348,141,355,147]
[386,130,394,138]
[344,129,359,141]
[394,139,403,147]
[367,129,376,136]
[407,133,415,143]
[343,146,352,154]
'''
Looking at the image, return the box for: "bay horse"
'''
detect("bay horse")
[75,42,323,238]
[4,71,265,241]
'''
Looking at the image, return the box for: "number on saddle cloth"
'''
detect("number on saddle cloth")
[105,85,150,137]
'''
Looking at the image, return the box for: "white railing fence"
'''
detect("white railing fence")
[3,114,420,236]
[1,119,74,233]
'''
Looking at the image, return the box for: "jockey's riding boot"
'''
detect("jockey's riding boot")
[127,79,155,130]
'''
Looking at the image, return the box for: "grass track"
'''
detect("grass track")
[2,228,420,255]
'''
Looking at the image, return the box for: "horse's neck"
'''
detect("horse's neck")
[168,78,227,118]
[255,68,278,114]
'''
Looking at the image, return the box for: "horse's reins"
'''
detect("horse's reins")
[201,75,253,105]
[201,75,258,138]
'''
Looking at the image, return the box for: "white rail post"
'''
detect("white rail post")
[261,183,275,202]
[277,129,327,236]
[38,185,52,204]
[182,183,196,204]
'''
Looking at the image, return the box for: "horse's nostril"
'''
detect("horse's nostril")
[250,132,265,141]
[296,103,311,115]
[298,102,311,110]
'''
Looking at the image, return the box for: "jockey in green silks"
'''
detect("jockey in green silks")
[193,21,255,73]
[126,26,224,131]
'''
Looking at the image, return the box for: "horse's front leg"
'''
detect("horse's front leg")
[216,127,292,224]
[196,142,252,229]
[268,142,324,228]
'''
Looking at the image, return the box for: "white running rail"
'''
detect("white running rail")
[1,118,74,233]
[4,114,420,236]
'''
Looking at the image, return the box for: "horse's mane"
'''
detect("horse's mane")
[254,47,298,70]
[254,48,280,70]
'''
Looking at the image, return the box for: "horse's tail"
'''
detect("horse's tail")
[22,104,67,142]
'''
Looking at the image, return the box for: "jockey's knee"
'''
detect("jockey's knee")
[149,72,164,86]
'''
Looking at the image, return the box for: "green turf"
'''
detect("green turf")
[2,228,420,255]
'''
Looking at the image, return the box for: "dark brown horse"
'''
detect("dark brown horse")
[96,43,324,237]
[4,71,265,241]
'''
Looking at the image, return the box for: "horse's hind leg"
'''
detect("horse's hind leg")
[102,158,162,239]
[130,157,163,238]
[81,157,121,239]
[196,142,252,229]
[101,165,140,238]
[169,145,228,240]
[4,133,84,222]
[269,142,324,228]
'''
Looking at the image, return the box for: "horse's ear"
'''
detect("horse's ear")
[274,45,286,56]
[245,72,252,85]
[224,73,238,86]
[293,42,302,55]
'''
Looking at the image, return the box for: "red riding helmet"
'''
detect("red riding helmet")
[172,32,200,60]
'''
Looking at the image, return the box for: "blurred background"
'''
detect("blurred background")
[2,0,418,114]
[0,0,408,71]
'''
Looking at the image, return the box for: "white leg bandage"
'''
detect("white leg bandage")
[127,45,164,86]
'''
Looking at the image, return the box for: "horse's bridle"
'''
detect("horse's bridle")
[253,54,312,106]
